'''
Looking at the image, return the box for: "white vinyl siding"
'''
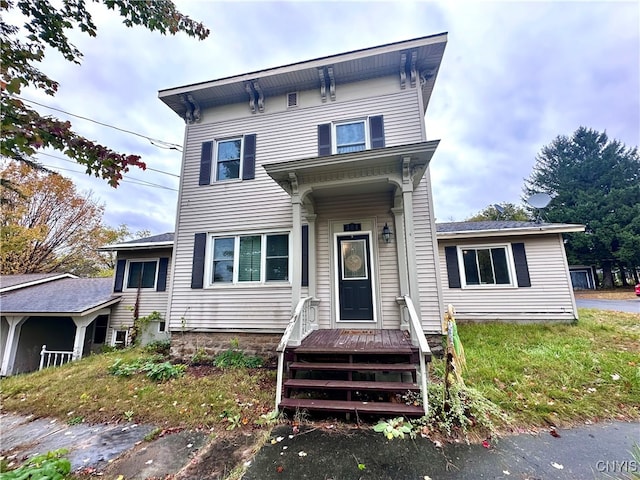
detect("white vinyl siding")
[109,248,172,333]
[413,176,444,333]
[169,81,423,331]
[438,234,578,321]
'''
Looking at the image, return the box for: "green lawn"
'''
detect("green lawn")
[1,308,638,433]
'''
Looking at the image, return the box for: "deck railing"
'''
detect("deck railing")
[39,345,74,371]
[275,296,318,410]
[399,295,432,415]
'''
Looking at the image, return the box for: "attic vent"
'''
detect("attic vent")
[287,92,298,108]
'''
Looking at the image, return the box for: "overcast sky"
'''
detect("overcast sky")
[18,1,640,234]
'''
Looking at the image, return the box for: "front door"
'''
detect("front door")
[336,234,374,322]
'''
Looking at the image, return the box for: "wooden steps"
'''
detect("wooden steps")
[280,398,425,416]
[278,329,428,418]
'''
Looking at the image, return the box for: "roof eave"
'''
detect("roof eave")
[98,241,174,252]
[437,224,586,240]
[1,296,122,317]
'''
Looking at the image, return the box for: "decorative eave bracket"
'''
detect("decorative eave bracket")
[245,80,265,114]
[318,66,336,102]
[180,94,201,124]
[399,50,418,89]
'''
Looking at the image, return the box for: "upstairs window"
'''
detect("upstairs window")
[335,120,367,153]
[126,260,158,289]
[318,116,385,157]
[216,138,242,181]
[199,134,256,185]
[210,233,289,285]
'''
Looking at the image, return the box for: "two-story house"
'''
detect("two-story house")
[154,34,449,415]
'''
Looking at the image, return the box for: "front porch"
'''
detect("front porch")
[276,296,433,417]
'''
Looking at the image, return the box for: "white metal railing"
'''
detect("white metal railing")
[275,297,318,410]
[39,345,74,371]
[399,295,432,416]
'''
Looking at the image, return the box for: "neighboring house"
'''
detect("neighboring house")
[437,221,585,322]
[0,274,120,376]
[99,233,173,346]
[569,265,597,290]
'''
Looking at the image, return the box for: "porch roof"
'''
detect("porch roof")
[0,277,120,317]
[263,141,440,197]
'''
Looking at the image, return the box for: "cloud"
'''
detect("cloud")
[15,0,639,231]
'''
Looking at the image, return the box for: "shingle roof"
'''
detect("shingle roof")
[0,277,119,315]
[436,221,554,232]
[120,233,175,244]
[0,273,74,291]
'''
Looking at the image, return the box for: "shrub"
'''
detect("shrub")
[213,349,263,369]
[0,449,70,479]
[143,340,171,356]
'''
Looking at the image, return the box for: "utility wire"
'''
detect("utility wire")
[38,151,180,178]
[40,162,179,192]
[17,95,184,152]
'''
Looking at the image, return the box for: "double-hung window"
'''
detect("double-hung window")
[317,116,384,157]
[126,260,158,289]
[460,246,512,286]
[334,120,367,153]
[210,233,289,284]
[216,138,242,181]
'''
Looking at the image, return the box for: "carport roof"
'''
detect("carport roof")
[0,277,120,316]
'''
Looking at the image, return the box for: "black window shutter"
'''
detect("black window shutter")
[317,124,332,156]
[301,225,309,287]
[444,246,461,289]
[199,141,213,185]
[114,259,126,292]
[242,134,256,180]
[157,257,169,292]
[369,115,385,149]
[191,233,207,289]
[512,243,531,287]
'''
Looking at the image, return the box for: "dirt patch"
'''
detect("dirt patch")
[574,289,636,300]
[175,430,263,480]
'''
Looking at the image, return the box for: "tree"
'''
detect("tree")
[524,127,640,288]
[1,0,209,188]
[1,161,108,275]
[466,202,531,222]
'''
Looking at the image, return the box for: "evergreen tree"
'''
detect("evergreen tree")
[524,127,640,288]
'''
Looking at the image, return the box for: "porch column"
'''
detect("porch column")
[1,316,27,376]
[71,314,98,361]
[290,173,302,313]
[402,157,422,317]
[306,213,318,299]
[391,206,410,330]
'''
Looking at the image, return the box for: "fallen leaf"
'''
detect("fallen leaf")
[550,429,561,438]
[276,466,284,473]
[482,439,491,449]
[551,462,564,469]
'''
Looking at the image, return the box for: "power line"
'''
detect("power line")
[38,151,180,178]
[39,162,179,192]
[16,95,184,152]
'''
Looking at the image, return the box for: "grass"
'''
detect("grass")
[457,308,640,428]
[1,308,638,434]
[0,348,276,429]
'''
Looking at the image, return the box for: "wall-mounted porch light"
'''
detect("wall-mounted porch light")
[382,223,392,244]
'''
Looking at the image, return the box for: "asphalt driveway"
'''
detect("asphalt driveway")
[576,298,640,314]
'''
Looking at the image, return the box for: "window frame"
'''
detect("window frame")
[124,258,159,290]
[206,231,291,286]
[214,137,244,182]
[456,244,517,289]
[332,118,370,154]
[112,329,129,347]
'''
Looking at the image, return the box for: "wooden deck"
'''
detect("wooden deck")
[293,329,415,354]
